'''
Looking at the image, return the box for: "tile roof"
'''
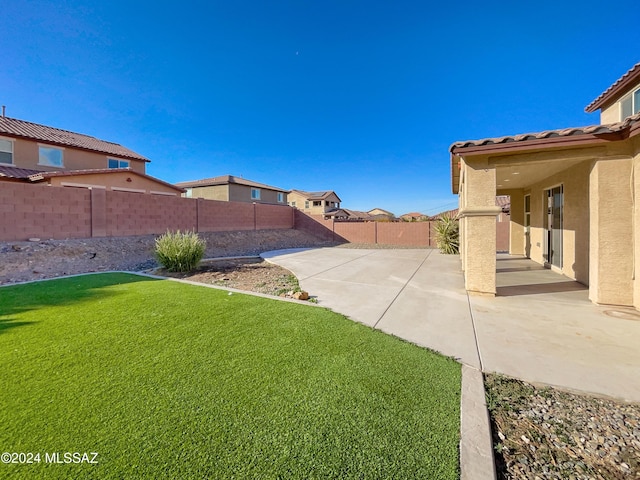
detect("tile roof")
[585,62,640,113]
[0,116,150,162]
[0,165,44,179]
[175,174,287,192]
[290,189,342,202]
[450,112,640,153]
[27,168,184,192]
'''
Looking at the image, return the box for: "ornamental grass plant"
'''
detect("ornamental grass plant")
[155,230,206,272]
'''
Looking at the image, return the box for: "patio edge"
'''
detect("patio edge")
[460,364,497,480]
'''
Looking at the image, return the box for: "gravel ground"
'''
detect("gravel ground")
[486,374,640,479]
[0,229,335,285]
[156,258,305,298]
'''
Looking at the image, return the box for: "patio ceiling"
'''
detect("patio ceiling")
[495,158,586,190]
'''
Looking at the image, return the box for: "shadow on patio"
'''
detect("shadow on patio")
[495,254,588,297]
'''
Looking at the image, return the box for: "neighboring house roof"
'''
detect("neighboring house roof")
[400,212,427,219]
[26,168,184,192]
[449,113,640,193]
[368,208,395,216]
[176,174,287,192]
[0,116,150,162]
[585,62,640,113]
[429,197,508,220]
[324,208,372,220]
[0,165,44,179]
[290,189,342,202]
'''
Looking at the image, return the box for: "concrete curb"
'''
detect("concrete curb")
[460,364,497,480]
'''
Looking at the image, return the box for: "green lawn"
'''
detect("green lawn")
[0,273,461,479]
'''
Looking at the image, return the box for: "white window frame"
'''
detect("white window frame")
[0,137,14,164]
[251,188,261,200]
[38,145,65,168]
[108,158,130,169]
[277,192,284,203]
[620,87,640,120]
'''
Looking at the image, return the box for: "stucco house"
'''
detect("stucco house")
[176,175,288,205]
[450,62,640,310]
[288,190,341,214]
[0,115,182,195]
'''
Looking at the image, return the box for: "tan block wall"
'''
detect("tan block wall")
[8,137,146,173]
[589,158,633,305]
[524,161,590,284]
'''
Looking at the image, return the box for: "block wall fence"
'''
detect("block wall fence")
[1,183,509,251]
[0,183,294,241]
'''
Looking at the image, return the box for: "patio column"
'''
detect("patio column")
[506,189,525,256]
[589,158,633,305]
[459,158,502,295]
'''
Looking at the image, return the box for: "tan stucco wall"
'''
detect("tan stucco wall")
[6,137,146,173]
[47,172,179,195]
[633,147,640,310]
[228,184,287,204]
[590,157,633,305]
[188,185,229,201]
[600,78,640,124]
[524,161,591,284]
[504,189,525,255]
[459,158,499,295]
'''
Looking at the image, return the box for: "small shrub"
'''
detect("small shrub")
[155,230,206,272]
[434,213,459,254]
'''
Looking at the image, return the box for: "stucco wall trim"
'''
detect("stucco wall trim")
[459,206,503,218]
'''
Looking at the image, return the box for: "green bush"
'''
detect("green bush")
[155,230,206,272]
[434,213,459,254]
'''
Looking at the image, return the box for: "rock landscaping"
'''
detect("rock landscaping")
[486,373,640,479]
[0,229,335,285]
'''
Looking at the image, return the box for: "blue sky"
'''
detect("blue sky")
[2,1,639,216]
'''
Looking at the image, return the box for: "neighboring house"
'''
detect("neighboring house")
[324,208,374,221]
[428,196,510,220]
[368,208,395,220]
[450,61,640,310]
[288,190,341,214]
[0,116,149,174]
[400,212,428,222]
[0,116,182,195]
[176,175,288,205]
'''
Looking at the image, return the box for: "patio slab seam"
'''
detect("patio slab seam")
[372,249,433,328]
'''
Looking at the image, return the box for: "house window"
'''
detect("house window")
[38,146,64,167]
[251,188,261,200]
[185,188,193,198]
[313,201,322,206]
[305,201,310,209]
[620,87,640,120]
[108,158,130,169]
[277,192,284,203]
[0,138,13,164]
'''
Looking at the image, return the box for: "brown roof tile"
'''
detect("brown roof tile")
[0,117,150,162]
[450,112,640,153]
[0,165,44,179]
[290,189,342,202]
[27,168,184,192]
[585,62,640,113]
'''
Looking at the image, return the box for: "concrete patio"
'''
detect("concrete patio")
[263,247,640,402]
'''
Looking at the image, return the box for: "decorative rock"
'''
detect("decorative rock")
[293,291,309,300]
[28,238,40,242]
